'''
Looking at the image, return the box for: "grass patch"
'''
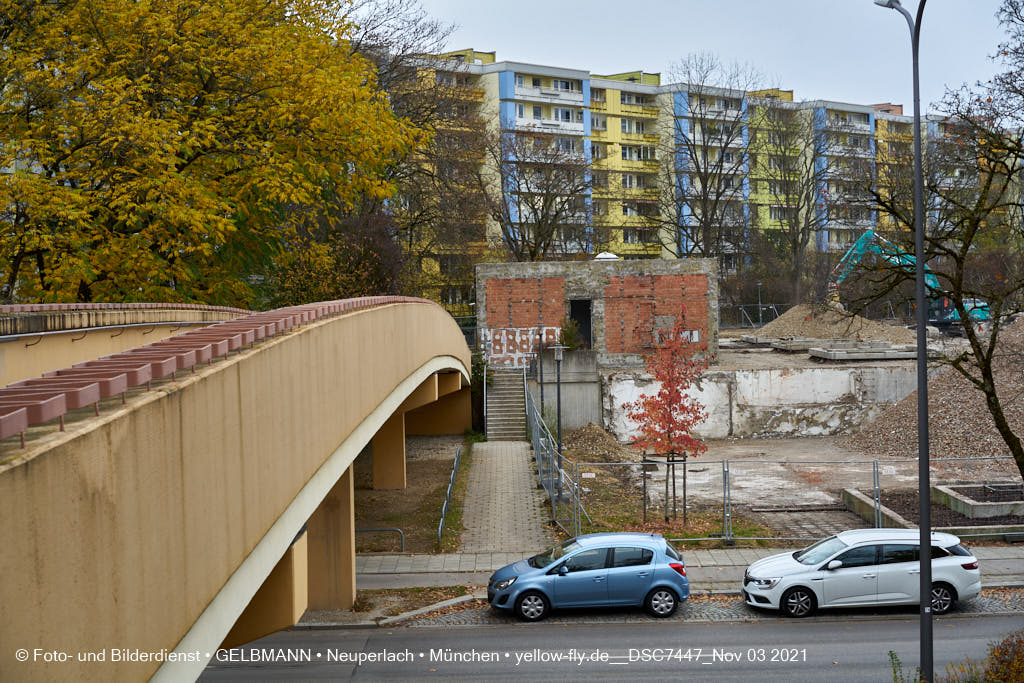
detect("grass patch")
[350,586,472,617]
[436,430,483,552]
[567,440,776,547]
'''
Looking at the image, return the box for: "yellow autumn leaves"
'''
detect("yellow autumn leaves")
[0,0,419,305]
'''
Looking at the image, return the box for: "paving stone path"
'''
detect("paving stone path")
[402,587,1024,627]
[459,441,554,554]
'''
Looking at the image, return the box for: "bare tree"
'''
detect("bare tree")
[748,98,852,304]
[338,1,491,306]
[476,129,593,261]
[650,53,763,265]
[845,0,1024,479]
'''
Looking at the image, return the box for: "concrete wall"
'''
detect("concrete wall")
[528,350,601,429]
[0,302,470,682]
[604,364,919,440]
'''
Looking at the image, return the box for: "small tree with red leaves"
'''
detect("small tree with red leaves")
[623,307,712,525]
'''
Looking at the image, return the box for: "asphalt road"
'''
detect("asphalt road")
[200,614,1021,681]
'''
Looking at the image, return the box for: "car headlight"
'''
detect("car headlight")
[751,577,781,589]
[495,577,517,591]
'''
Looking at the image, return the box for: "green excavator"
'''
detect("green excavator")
[826,229,990,329]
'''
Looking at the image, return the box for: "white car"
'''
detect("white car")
[742,529,981,617]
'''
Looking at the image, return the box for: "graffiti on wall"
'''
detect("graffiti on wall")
[481,327,560,367]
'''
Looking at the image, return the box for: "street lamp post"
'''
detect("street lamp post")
[552,344,566,500]
[537,328,545,417]
[756,280,763,327]
[873,1,932,680]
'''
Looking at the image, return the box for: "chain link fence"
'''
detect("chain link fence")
[519,416,1022,547]
[525,369,582,537]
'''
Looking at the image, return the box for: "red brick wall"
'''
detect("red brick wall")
[604,274,708,353]
[485,277,565,328]
[484,277,565,366]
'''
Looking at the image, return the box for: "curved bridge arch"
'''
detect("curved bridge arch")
[0,300,471,683]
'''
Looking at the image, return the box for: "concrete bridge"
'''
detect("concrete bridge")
[0,298,472,682]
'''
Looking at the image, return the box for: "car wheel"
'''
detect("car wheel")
[930,583,956,615]
[780,587,816,618]
[644,587,679,618]
[514,591,550,622]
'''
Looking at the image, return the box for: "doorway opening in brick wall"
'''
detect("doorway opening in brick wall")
[569,299,593,348]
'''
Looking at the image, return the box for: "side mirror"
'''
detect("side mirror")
[558,565,569,577]
[827,560,843,570]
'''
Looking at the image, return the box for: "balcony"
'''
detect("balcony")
[826,118,872,134]
[619,102,660,117]
[514,85,584,105]
[620,130,660,144]
[516,117,585,135]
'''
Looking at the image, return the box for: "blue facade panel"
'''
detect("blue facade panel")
[498,71,514,100]
[500,101,516,131]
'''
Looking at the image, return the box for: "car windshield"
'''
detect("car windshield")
[793,536,848,565]
[529,540,581,568]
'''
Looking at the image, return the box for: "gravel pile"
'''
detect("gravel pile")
[564,423,641,463]
[758,304,916,344]
[851,318,1024,477]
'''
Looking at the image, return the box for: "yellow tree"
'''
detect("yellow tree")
[0,0,419,305]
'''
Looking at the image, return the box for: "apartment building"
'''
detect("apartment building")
[418,49,933,311]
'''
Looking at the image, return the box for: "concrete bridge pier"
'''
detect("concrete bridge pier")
[307,467,357,610]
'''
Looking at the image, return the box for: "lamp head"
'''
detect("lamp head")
[874,0,899,7]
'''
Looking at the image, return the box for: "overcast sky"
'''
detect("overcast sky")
[416,0,1005,113]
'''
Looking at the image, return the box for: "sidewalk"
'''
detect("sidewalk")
[355,546,1024,592]
[459,440,553,554]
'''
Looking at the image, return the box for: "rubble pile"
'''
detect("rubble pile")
[564,423,641,463]
[759,304,916,344]
[852,318,1024,470]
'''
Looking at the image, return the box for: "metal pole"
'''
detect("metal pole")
[555,348,563,500]
[880,2,933,678]
[757,280,763,326]
[537,328,545,417]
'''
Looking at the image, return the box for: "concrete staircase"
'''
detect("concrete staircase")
[485,370,526,441]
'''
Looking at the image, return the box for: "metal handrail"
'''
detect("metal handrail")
[355,527,405,552]
[436,447,463,548]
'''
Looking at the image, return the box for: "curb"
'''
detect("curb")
[294,581,1024,630]
[379,593,486,626]
[294,592,486,631]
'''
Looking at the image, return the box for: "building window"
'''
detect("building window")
[592,115,606,130]
[770,206,794,221]
[516,103,524,118]
[552,78,574,91]
[553,137,577,153]
[553,107,572,122]
[592,88,605,102]
[721,151,734,164]
[533,105,542,120]
[621,145,656,161]
[516,74,524,87]
[592,143,604,159]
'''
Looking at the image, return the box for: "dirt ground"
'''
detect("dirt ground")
[353,435,463,553]
[564,426,1021,534]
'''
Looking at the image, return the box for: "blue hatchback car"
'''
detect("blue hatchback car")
[487,532,689,621]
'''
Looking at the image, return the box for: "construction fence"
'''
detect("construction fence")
[524,386,1021,546]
